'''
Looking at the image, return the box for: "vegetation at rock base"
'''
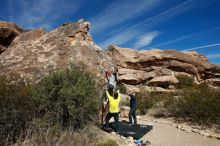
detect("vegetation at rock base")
[1,66,220,145]
[16,125,112,146]
[0,73,33,145]
[137,75,220,126]
[32,63,99,129]
[136,90,174,115]
[175,74,195,89]
[0,63,99,146]
[97,139,119,146]
[171,82,220,125]
[117,83,127,94]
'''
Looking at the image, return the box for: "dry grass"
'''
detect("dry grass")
[14,125,118,146]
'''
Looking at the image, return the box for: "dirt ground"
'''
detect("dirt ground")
[105,116,220,146]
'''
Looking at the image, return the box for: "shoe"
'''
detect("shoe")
[134,139,141,144]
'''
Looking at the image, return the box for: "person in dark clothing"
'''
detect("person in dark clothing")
[128,92,137,125]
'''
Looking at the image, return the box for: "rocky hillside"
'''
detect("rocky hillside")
[0,20,219,90]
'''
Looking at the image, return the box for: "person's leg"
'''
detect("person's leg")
[132,108,137,125]
[105,112,112,128]
[128,109,133,124]
[113,113,119,132]
[101,103,107,125]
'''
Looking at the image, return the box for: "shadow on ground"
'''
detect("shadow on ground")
[107,121,153,140]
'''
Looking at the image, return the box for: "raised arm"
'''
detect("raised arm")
[105,90,111,100]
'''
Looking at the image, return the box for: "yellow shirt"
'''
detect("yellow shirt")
[106,90,121,113]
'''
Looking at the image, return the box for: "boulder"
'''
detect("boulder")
[107,45,214,71]
[107,45,220,88]
[124,84,175,93]
[0,20,113,83]
[206,78,220,86]
[0,21,23,54]
[11,28,46,46]
[118,68,156,85]
[147,75,179,88]
[0,20,220,90]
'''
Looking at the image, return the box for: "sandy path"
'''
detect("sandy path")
[136,117,220,146]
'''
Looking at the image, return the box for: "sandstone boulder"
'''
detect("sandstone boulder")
[1,20,220,91]
[206,78,220,86]
[0,20,112,83]
[11,28,46,46]
[107,45,220,89]
[124,84,174,93]
[147,75,179,87]
[0,21,23,54]
[118,68,155,85]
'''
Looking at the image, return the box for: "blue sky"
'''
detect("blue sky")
[1,0,220,64]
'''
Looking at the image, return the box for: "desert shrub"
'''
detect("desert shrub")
[136,91,153,114]
[169,83,220,125]
[32,63,99,130]
[175,74,195,89]
[0,73,34,146]
[117,84,126,94]
[136,74,220,126]
[0,63,99,145]
[136,90,173,115]
[97,139,119,146]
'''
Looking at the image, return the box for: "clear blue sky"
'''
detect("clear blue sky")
[1,0,220,64]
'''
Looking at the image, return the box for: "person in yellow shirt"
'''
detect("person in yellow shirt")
[104,89,121,133]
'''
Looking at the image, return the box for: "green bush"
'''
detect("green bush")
[169,83,220,125]
[175,74,195,89]
[32,63,99,129]
[0,63,99,145]
[136,90,153,114]
[117,84,126,94]
[136,90,173,115]
[0,73,33,146]
[136,81,220,126]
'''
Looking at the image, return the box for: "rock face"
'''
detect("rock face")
[107,45,220,92]
[0,20,113,82]
[0,20,219,90]
[0,21,23,54]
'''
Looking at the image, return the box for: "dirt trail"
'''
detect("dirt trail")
[113,116,220,146]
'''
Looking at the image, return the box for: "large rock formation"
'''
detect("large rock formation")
[0,20,113,82]
[107,45,220,92]
[0,20,219,91]
[0,21,23,54]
